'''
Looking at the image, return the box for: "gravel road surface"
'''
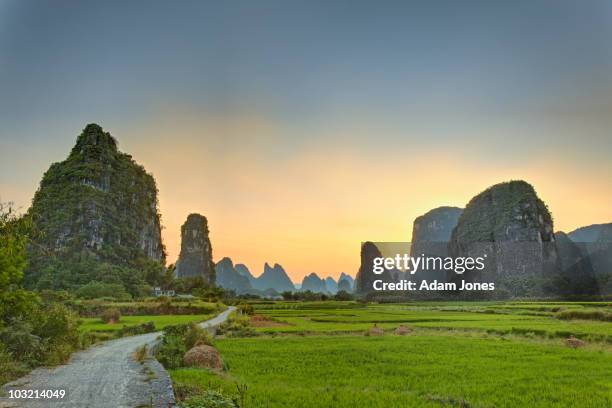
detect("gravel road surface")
[0,306,235,408]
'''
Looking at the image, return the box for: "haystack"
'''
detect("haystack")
[565,336,586,349]
[367,324,384,336]
[183,345,222,369]
[394,325,411,335]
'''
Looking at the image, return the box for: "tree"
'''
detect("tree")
[0,203,39,326]
[334,290,354,301]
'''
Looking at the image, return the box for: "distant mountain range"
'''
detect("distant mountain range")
[215,259,353,294]
[568,223,612,243]
[216,257,252,293]
[253,263,295,292]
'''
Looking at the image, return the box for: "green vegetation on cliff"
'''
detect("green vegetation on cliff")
[451,180,553,243]
[25,124,167,295]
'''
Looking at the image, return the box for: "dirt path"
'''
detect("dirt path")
[0,306,235,408]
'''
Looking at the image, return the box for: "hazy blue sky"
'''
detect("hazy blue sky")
[1,1,611,279]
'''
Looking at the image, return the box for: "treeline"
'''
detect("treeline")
[280,290,354,301]
[25,256,174,300]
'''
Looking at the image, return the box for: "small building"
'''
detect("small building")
[152,287,175,297]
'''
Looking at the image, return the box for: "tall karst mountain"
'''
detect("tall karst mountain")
[411,206,463,243]
[175,213,216,286]
[449,180,559,295]
[216,257,253,293]
[26,124,165,289]
[324,276,338,294]
[301,273,326,292]
[411,206,462,283]
[554,232,599,295]
[567,223,612,294]
[338,272,354,292]
[253,263,295,292]
[568,223,612,243]
[235,263,256,285]
[355,241,392,294]
[337,277,352,292]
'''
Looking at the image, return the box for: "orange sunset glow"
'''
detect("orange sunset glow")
[113,110,610,282]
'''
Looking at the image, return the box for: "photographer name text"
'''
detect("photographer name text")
[372,279,494,291]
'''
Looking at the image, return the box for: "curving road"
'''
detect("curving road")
[0,306,235,408]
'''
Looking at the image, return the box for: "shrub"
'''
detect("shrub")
[174,383,202,402]
[179,390,237,408]
[155,295,172,304]
[0,320,42,362]
[100,308,121,323]
[163,322,191,338]
[334,290,354,301]
[134,344,148,363]
[217,314,256,338]
[32,303,80,365]
[42,341,74,366]
[156,323,214,369]
[0,343,29,385]
[185,323,213,349]
[34,303,79,344]
[237,303,253,315]
[156,333,186,369]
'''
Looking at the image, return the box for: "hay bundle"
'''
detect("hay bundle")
[394,325,411,335]
[366,325,384,336]
[183,345,222,369]
[565,336,586,349]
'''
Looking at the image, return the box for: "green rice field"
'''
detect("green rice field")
[79,313,215,333]
[170,301,612,407]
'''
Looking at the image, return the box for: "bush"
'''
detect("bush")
[32,303,80,365]
[185,323,213,349]
[0,320,42,362]
[156,333,187,369]
[179,390,237,408]
[156,323,213,369]
[217,314,256,338]
[334,290,354,301]
[100,308,121,323]
[34,303,79,343]
[237,303,253,315]
[0,343,29,385]
[163,322,191,338]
